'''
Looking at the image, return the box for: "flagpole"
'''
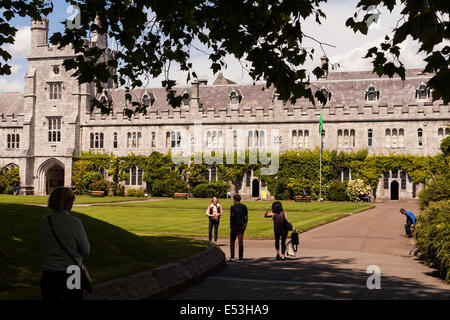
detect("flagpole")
[320,130,322,202]
[319,112,323,202]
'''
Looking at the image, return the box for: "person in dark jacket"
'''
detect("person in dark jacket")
[400,208,416,238]
[229,194,248,263]
[264,201,290,260]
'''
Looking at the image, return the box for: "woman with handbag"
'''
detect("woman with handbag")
[264,201,291,261]
[205,197,222,244]
[40,187,91,300]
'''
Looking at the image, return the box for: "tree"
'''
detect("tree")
[1,1,449,115]
[346,0,450,104]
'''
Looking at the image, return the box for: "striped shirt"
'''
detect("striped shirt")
[40,210,91,272]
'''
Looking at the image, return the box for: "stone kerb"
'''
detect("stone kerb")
[85,245,226,300]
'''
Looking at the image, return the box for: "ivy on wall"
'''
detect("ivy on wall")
[71,148,444,198]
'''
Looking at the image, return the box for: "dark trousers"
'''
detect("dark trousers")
[209,219,220,242]
[230,226,245,260]
[405,222,413,237]
[41,270,83,301]
[275,232,288,254]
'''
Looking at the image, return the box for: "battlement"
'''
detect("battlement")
[31,18,49,29]
[82,99,448,125]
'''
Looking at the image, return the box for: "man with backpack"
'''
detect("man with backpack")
[229,194,248,263]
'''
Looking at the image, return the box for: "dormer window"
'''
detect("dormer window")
[319,87,332,102]
[229,90,241,105]
[142,92,155,107]
[416,83,430,100]
[99,93,114,107]
[182,90,190,106]
[271,92,280,103]
[365,85,379,102]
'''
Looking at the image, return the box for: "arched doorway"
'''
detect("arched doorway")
[252,179,260,197]
[46,164,65,195]
[390,180,399,200]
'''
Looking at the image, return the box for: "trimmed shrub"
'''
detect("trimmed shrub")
[151,177,188,197]
[418,174,450,210]
[326,180,349,201]
[414,200,450,283]
[192,181,229,198]
[0,175,8,194]
[273,178,291,200]
[127,189,145,197]
[0,167,20,194]
[90,179,110,194]
[110,183,125,196]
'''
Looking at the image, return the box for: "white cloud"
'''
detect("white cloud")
[6,26,31,60]
[330,37,426,71]
[10,64,23,75]
[0,78,24,92]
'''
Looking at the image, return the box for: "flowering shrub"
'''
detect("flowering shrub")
[346,179,371,202]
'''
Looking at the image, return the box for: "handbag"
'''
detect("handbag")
[284,213,293,232]
[47,216,93,293]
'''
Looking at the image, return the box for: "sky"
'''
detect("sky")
[0,0,428,93]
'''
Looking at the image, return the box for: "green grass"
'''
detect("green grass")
[0,203,208,300]
[0,194,150,205]
[101,199,374,213]
[75,199,374,238]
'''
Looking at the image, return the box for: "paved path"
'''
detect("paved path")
[173,202,450,299]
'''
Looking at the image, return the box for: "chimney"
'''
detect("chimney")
[31,18,49,49]
[90,15,108,49]
[320,56,329,78]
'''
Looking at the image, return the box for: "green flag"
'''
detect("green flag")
[319,113,323,135]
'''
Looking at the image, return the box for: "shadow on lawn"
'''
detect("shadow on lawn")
[172,255,450,300]
[0,203,208,299]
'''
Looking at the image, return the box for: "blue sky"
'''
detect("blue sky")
[0,0,428,92]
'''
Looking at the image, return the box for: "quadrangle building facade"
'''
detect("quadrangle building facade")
[0,19,449,200]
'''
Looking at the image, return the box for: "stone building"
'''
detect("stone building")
[0,19,449,200]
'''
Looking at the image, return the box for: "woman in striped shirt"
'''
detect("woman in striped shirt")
[40,187,91,300]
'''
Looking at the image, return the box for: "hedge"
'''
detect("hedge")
[192,181,229,198]
[414,200,450,283]
[127,189,145,197]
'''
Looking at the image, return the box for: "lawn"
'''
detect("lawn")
[77,199,375,238]
[0,197,374,299]
[0,203,208,300]
[0,194,150,205]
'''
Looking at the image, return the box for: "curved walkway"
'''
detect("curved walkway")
[173,202,450,299]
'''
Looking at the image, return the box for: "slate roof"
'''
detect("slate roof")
[0,92,24,116]
[0,69,438,118]
[105,69,436,114]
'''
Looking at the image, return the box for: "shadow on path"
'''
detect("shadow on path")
[173,255,450,300]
